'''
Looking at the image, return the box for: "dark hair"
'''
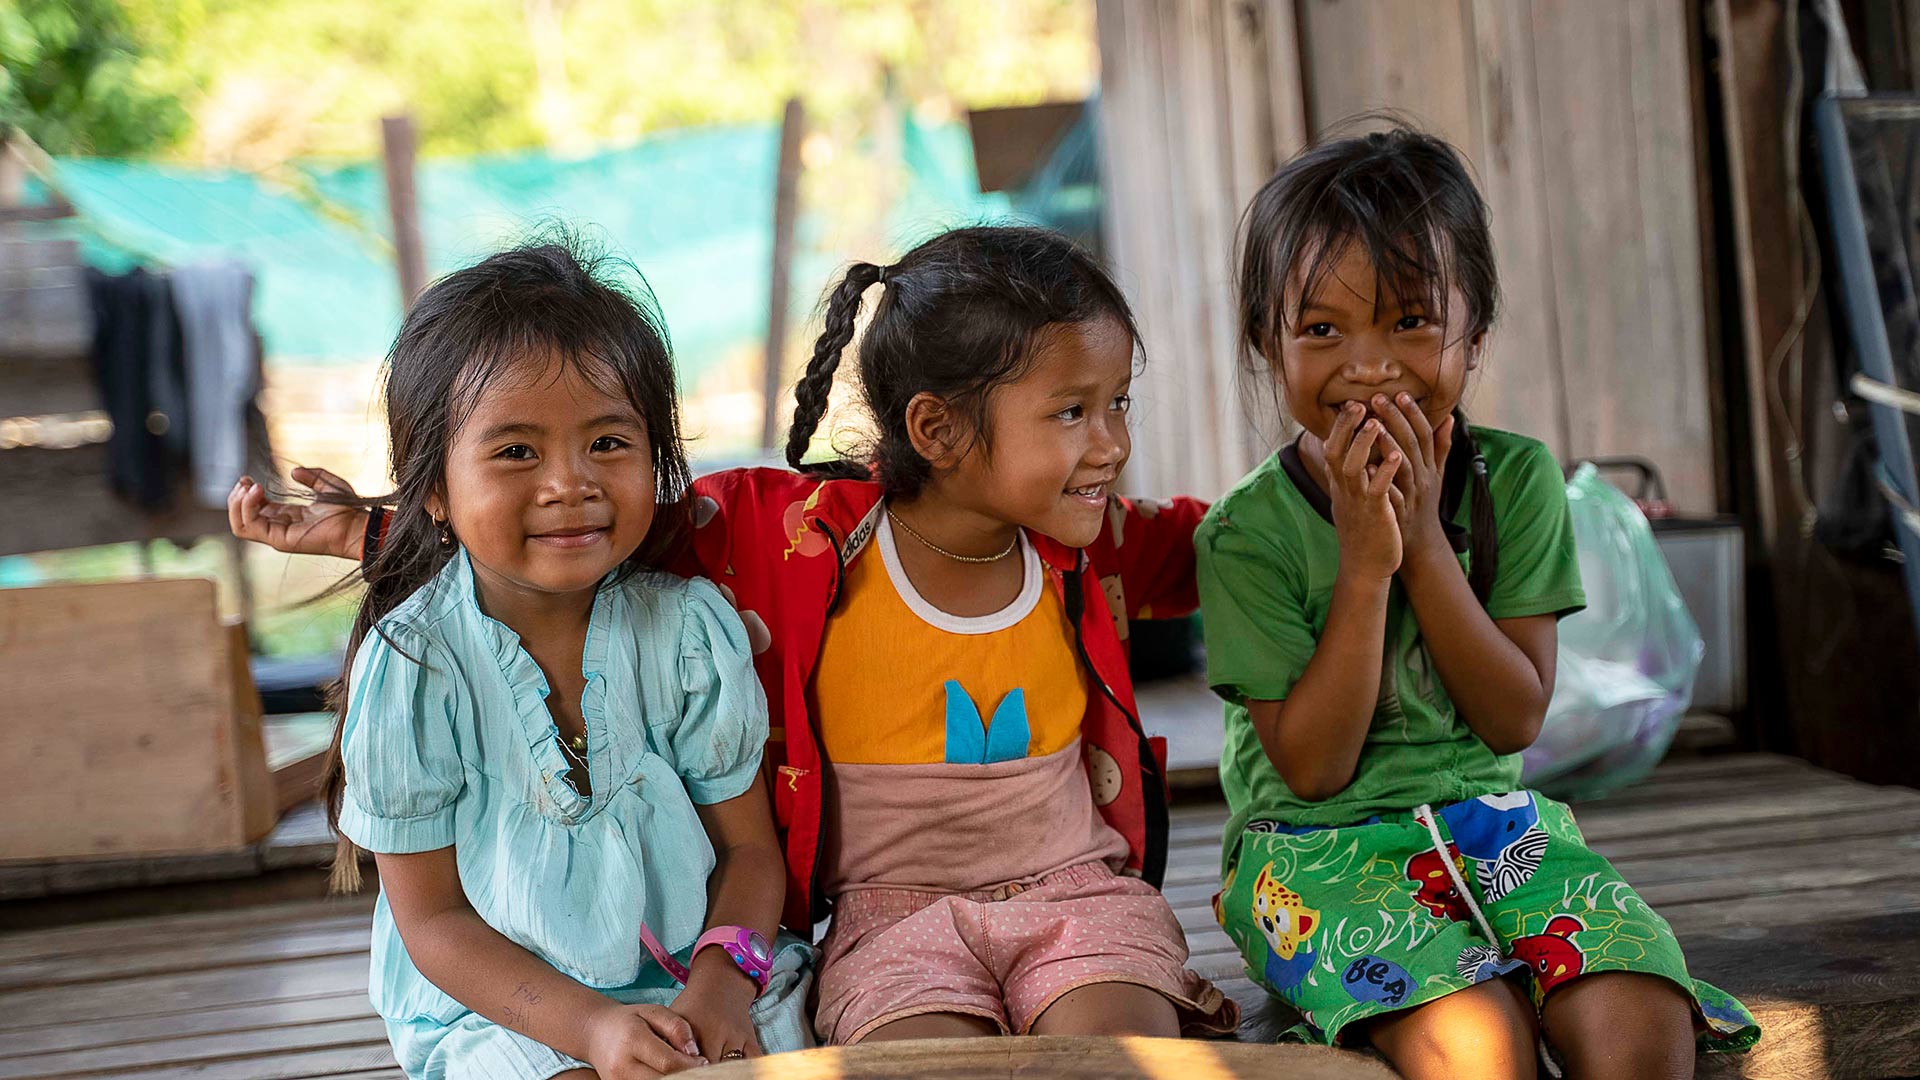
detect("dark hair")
[784,224,1140,497]
[321,236,690,889]
[1237,125,1502,602]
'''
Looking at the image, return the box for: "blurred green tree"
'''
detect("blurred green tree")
[0,0,189,155]
[38,0,1092,165]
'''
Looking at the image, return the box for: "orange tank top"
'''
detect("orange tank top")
[809,515,1125,894]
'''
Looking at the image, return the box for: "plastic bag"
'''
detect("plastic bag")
[1520,464,1704,800]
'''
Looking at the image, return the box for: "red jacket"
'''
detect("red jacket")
[670,467,1207,933]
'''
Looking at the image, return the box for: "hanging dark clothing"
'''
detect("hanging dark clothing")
[145,271,190,459]
[86,268,185,511]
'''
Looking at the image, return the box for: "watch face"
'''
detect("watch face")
[745,930,773,965]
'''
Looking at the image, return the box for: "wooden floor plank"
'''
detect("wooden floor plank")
[1218,908,1920,1080]
[1164,860,1225,892]
[1574,770,1857,815]
[0,910,374,973]
[1590,803,1920,862]
[1682,912,1920,1006]
[0,897,373,964]
[87,1041,398,1080]
[1191,942,1246,979]
[1181,877,1920,976]
[1,751,1914,1080]
[0,923,373,992]
[1662,878,1920,937]
[1587,754,1826,794]
[1161,790,1920,896]
[0,954,370,1031]
[1163,760,1898,854]
[1628,752,1817,781]
[1551,784,1918,844]
[0,1017,390,1079]
[0,993,375,1059]
[1621,832,1920,897]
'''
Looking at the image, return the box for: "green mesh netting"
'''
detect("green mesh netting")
[25,115,1010,381]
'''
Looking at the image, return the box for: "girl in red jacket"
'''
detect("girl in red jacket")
[231,225,1235,1048]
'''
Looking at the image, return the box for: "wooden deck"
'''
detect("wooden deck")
[2,752,1917,1079]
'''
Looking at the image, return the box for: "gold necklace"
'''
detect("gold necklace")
[887,509,1017,564]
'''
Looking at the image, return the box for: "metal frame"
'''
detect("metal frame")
[1814,92,1920,641]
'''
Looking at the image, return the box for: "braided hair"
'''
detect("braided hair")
[1236,125,1502,602]
[785,225,1140,498]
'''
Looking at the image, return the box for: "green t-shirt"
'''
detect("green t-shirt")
[1196,425,1585,838]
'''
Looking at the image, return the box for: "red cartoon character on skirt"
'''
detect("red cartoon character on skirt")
[1511,915,1586,996]
[1405,844,1472,923]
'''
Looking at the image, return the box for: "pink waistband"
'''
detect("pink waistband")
[832,859,1125,920]
[822,738,1129,895]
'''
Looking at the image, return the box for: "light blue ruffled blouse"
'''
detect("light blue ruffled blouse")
[336,548,777,1033]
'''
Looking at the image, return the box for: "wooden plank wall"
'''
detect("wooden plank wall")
[1097,0,1719,511]
[1096,1,1296,500]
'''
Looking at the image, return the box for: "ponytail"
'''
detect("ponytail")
[1455,412,1499,605]
[786,262,885,475]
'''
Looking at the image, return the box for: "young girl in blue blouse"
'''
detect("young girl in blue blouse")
[230,242,811,1079]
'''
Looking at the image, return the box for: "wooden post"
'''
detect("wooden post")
[381,115,427,310]
[760,98,805,453]
[0,129,25,212]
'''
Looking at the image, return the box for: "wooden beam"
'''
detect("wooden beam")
[1707,0,1793,544]
[0,444,229,557]
[379,115,427,311]
[0,203,75,224]
[1095,0,1279,498]
[0,131,74,223]
[1259,0,1308,163]
[0,130,25,211]
[760,97,805,453]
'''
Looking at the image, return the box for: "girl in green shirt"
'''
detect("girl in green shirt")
[1196,128,1757,1078]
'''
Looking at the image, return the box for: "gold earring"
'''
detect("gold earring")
[435,518,452,548]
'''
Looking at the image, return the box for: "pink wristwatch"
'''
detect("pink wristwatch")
[640,923,774,993]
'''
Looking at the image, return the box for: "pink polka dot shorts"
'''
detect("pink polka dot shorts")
[812,861,1240,1044]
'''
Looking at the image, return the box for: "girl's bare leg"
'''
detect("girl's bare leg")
[1028,982,1180,1037]
[1540,971,1695,1080]
[1362,978,1539,1080]
[860,1011,1002,1042]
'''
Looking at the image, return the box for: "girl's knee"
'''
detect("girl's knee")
[1542,972,1695,1079]
[1029,982,1180,1038]
[1364,979,1538,1080]
[862,1011,1002,1043]
[1544,971,1693,1034]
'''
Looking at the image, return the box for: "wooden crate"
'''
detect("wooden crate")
[0,578,277,861]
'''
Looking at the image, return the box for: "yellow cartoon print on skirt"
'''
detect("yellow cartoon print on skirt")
[1214,790,1759,1052]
